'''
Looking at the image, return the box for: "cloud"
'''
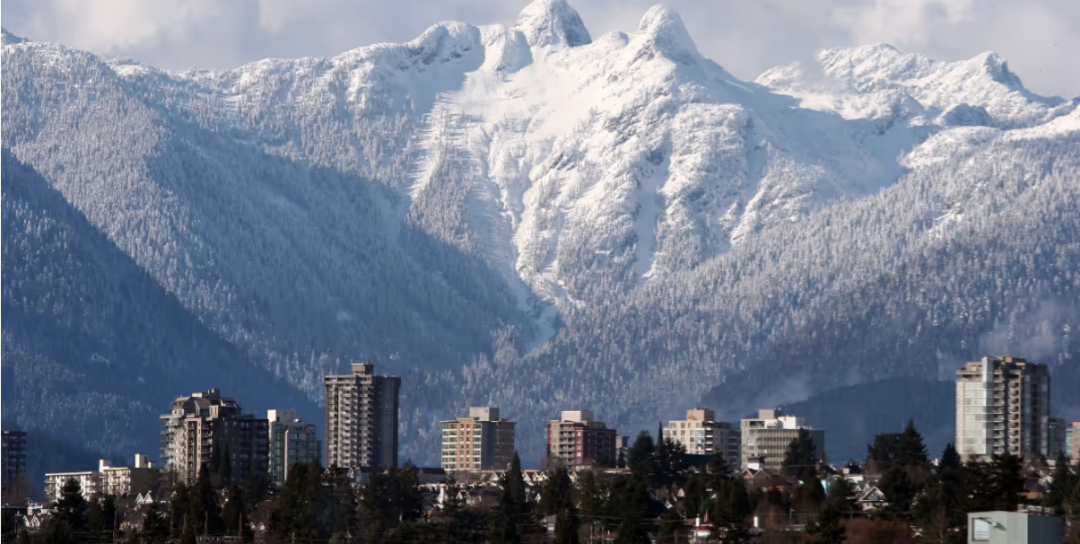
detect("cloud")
[2,0,1078,97]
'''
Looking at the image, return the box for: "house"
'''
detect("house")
[856,485,886,512]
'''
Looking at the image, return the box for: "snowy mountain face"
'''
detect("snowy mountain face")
[3,0,1080,463]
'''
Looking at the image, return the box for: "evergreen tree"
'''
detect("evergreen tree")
[656,438,687,486]
[616,450,626,469]
[940,444,961,470]
[896,419,929,467]
[219,443,232,487]
[42,517,75,544]
[540,467,573,516]
[242,470,270,509]
[141,501,170,544]
[441,474,467,516]
[987,454,1025,511]
[708,450,733,478]
[658,507,684,544]
[627,431,656,484]
[805,503,846,544]
[866,433,900,473]
[179,523,196,544]
[1043,453,1075,512]
[221,485,252,541]
[554,505,581,544]
[577,470,604,524]
[169,483,190,539]
[827,478,859,515]
[782,428,817,481]
[879,466,915,518]
[189,466,224,537]
[51,478,88,539]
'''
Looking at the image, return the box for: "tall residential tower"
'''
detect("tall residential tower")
[956,356,1051,460]
[663,409,741,468]
[324,362,401,469]
[160,389,269,485]
[546,410,617,469]
[267,409,321,487]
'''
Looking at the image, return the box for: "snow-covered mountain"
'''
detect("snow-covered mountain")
[3,0,1079,463]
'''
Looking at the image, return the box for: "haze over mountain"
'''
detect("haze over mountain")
[3,0,1079,464]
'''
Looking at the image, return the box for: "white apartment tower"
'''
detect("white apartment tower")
[740,409,826,470]
[663,409,740,468]
[324,362,401,469]
[956,356,1051,460]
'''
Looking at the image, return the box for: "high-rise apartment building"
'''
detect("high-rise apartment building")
[546,410,617,469]
[956,356,1051,460]
[1048,416,1068,459]
[2,430,27,497]
[1068,421,1079,461]
[663,409,741,467]
[160,389,270,485]
[740,409,826,470]
[440,407,516,472]
[267,410,321,487]
[324,362,401,469]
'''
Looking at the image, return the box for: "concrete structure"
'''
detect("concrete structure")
[440,407,516,472]
[546,410,617,469]
[663,409,741,468]
[324,362,401,469]
[615,435,629,465]
[44,454,155,503]
[1047,416,1067,459]
[45,471,99,504]
[267,410,321,487]
[956,357,1051,460]
[2,431,27,497]
[160,389,269,485]
[1068,421,1079,461]
[967,510,1062,544]
[740,409,826,470]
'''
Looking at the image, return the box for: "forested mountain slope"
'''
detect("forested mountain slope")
[1,150,318,455]
[3,0,1079,465]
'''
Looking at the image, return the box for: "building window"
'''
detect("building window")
[971,519,990,541]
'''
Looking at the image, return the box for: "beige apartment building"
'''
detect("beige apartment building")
[160,389,269,485]
[740,409,826,470]
[546,410,618,469]
[956,356,1051,460]
[440,407,516,472]
[324,362,401,469]
[663,409,741,467]
[45,454,155,502]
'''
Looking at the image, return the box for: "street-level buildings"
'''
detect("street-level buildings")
[440,407,516,472]
[956,356,1051,460]
[267,410,321,487]
[160,389,270,485]
[324,362,401,469]
[45,455,155,503]
[546,410,617,469]
[740,409,826,470]
[663,409,741,468]
[2,430,27,497]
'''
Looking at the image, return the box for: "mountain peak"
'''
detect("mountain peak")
[2,28,28,46]
[630,4,699,63]
[514,0,591,48]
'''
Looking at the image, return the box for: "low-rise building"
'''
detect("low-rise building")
[663,409,740,468]
[45,454,156,503]
[546,410,617,469]
[440,407,516,472]
[740,409,825,470]
[967,509,1062,544]
[267,409,320,487]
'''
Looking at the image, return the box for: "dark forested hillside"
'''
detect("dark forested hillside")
[1,149,319,455]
